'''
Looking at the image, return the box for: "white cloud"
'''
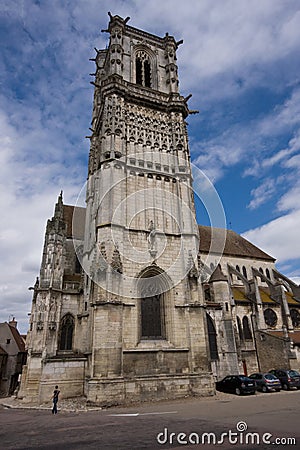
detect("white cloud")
[277,184,300,213]
[243,210,300,263]
[247,179,276,210]
[259,89,300,139]
[262,132,300,168]
[0,103,85,332]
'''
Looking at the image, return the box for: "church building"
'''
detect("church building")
[18,14,300,406]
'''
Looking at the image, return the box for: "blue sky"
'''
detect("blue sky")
[1,0,300,332]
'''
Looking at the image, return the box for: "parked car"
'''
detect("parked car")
[249,373,281,392]
[216,375,256,396]
[268,369,300,390]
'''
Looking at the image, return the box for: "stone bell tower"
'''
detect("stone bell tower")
[82,13,214,405]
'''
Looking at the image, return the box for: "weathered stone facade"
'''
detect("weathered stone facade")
[19,14,300,405]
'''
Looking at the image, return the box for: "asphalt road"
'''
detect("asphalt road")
[1,390,299,449]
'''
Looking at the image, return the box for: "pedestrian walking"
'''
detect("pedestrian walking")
[52,385,60,414]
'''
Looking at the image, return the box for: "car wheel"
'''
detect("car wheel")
[262,385,268,393]
[282,383,289,390]
[297,387,300,390]
[235,387,241,396]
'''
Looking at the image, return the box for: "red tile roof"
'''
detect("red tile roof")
[199,225,275,261]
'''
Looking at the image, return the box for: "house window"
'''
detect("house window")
[207,314,218,360]
[264,308,277,327]
[59,314,74,350]
[136,51,152,88]
[266,268,270,279]
[242,316,252,340]
[242,266,247,278]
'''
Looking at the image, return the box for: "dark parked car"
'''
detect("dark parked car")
[249,373,281,392]
[216,375,256,396]
[268,369,300,390]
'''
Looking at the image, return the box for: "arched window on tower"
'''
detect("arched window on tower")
[141,293,164,338]
[136,51,152,88]
[144,59,151,87]
[242,316,252,340]
[206,314,218,360]
[59,314,74,351]
[136,57,143,85]
[139,271,166,339]
[242,266,247,279]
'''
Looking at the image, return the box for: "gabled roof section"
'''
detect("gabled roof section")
[0,345,8,355]
[259,287,277,304]
[198,226,275,262]
[232,287,249,303]
[9,325,25,352]
[209,264,227,282]
[286,291,300,306]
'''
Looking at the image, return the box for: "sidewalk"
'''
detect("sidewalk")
[0,395,102,412]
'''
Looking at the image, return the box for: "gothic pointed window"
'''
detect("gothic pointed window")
[242,316,252,340]
[141,293,164,338]
[136,51,152,88]
[144,59,151,87]
[139,270,166,340]
[59,314,74,350]
[237,316,244,341]
[207,314,218,360]
[136,57,143,85]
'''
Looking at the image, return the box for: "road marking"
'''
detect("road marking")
[108,411,177,417]
[140,411,178,416]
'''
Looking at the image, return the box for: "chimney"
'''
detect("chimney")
[9,317,17,328]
